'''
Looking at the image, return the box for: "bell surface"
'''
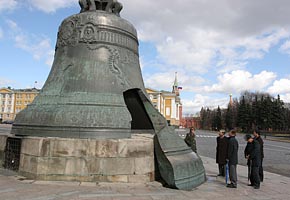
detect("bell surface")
[12,5,147,139]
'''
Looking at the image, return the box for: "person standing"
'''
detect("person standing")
[253,129,264,182]
[245,134,261,189]
[227,130,239,188]
[244,135,254,185]
[216,129,228,176]
[184,127,197,153]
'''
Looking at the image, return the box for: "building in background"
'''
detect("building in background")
[146,73,182,127]
[0,87,15,122]
[180,116,201,129]
[0,87,40,122]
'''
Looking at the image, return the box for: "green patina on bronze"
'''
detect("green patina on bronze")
[11,0,205,190]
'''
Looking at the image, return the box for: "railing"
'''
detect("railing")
[3,137,22,171]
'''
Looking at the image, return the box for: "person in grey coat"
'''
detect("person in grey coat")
[227,130,239,188]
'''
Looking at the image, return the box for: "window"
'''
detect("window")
[166,107,171,116]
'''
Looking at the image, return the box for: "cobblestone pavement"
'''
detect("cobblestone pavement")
[1,156,290,200]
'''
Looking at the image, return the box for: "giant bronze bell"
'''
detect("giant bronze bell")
[11,0,206,190]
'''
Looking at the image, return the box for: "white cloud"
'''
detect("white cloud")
[144,72,176,91]
[239,29,290,59]
[156,36,215,73]
[279,40,290,55]
[144,71,205,92]
[267,79,290,94]
[182,94,229,115]
[0,0,17,12]
[6,19,54,67]
[203,70,277,95]
[121,0,290,74]
[28,0,77,13]
[280,93,290,103]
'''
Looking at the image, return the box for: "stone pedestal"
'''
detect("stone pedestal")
[18,134,154,183]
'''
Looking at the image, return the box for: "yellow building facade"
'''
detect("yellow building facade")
[146,88,182,126]
[145,73,183,126]
[0,88,15,122]
[0,87,39,122]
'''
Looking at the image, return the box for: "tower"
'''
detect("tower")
[172,72,180,96]
[229,94,233,107]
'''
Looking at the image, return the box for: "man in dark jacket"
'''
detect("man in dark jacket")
[253,129,264,182]
[245,134,261,189]
[227,130,239,188]
[244,135,254,184]
[216,129,228,176]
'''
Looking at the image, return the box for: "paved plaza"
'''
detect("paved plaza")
[0,156,289,200]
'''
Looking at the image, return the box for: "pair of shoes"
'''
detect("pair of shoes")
[217,174,222,176]
[227,184,237,188]
[247,184,253,186]
[254,186,260,189]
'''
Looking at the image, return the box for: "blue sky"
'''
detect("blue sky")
[1,0,290,115]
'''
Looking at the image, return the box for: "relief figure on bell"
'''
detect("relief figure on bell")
[79,0,97,12]
[79,0,123,15]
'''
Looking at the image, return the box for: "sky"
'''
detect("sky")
[1,0,290,115]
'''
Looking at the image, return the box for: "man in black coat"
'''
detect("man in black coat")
[216,129,228,176]
[245,134,261,189]
[244,135,253,184]
[227,130,239,188]
[253,129,264,182]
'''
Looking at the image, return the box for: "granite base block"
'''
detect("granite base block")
[18,134,154,183]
